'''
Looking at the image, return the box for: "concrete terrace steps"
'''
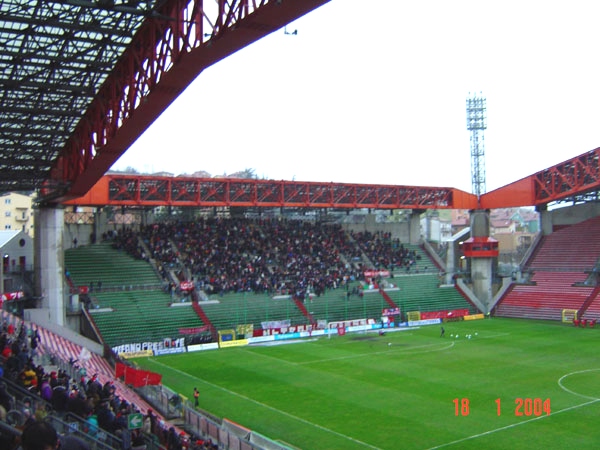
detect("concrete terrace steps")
[578,286,600,320]
[528,216,600,271]
[199,292,310,330]
[65,243,163,289]
[383,274,474,315]
[495,304,560,321]
[496,216,600,321]
[89,290,204,347]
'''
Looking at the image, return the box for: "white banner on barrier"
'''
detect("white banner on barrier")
[408,318,442,327]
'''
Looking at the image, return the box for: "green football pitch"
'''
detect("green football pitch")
[133,318,600,449]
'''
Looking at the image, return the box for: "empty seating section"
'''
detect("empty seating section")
[496,216,600,320]
[302,282,390,323]
[200,292,310,331]
[66,244,204,348]
[529,216,600,271]
[385,274,475,316]
[496,274,593,320]
[66,243,163,289]
[89,290,203,348]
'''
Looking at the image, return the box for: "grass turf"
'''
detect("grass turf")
[133,318,600,449]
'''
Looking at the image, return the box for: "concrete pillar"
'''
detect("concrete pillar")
[445,242,456,285]
[445,228,471,285]
[470,257,493,310]
[409,210,424,245]
[537,205,553,236]
[469,209,493,310]
[93,208,102,244]
[365,214,376,229]
[34,206,65,327]
[470,209,490,237]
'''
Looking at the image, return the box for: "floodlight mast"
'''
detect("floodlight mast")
[466,92,487,202]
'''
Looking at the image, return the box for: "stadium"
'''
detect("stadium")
[1,1,600,450]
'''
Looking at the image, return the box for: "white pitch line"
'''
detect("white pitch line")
[557,368,600,401]
[238,340,455,369]
[238,347,303,366]
[475,331,511,339]
[148,358,384,450]
[426,398,600,449]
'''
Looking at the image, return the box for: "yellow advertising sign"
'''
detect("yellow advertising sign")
[118,349,154,359]
[463,314,485,321]
[219,339,249,349]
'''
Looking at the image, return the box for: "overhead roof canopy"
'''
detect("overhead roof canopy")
[0,0,159,192]
[1,1,598,208]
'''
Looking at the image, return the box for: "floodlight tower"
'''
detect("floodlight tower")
[466,92,487,198]
[461,92,497,314]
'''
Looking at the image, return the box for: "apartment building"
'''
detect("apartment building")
[0,192,35,236]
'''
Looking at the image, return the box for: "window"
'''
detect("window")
[4,225,11,230]
[4,198,10,205]
[5,211,10,217]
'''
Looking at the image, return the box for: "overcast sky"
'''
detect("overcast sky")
[111,0,600,194]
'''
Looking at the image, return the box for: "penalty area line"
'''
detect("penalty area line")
[148,358,383,450]
[426,398,600,450]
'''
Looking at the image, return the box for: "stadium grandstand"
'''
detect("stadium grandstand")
[1,1,600,449]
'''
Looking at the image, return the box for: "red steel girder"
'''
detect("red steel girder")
[200,180,229,206]
[46,0,331,202]
[480,147,600,209]
[533,148,600,203]
[108,177,139,203]
[172,179,200,204]
[66,175,478,209]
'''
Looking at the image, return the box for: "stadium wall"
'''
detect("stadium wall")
[341,217,412,243]
[24,307,104,355]
[547,202,600,229]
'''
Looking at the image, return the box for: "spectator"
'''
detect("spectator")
[40,376,52,402]
[21,419,92,450]
[50,385,68,413]
[193,387,199,408]
[0,382,13,411]
[166,426,182,450]
[20,420,58,450]
[30,329,40,358]
[0,404,17,450]
[83,405,99,439]
[96,399,116,433]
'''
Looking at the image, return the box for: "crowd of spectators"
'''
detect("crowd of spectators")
[112,218,420,301]
[351,230,420,272]
[0,318,220,450]
[114,218,361,296]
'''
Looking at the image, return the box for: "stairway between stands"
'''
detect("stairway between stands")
[293,295,316,325]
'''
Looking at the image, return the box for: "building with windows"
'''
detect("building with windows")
[0,229,34,295]
[0,192,35,236]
